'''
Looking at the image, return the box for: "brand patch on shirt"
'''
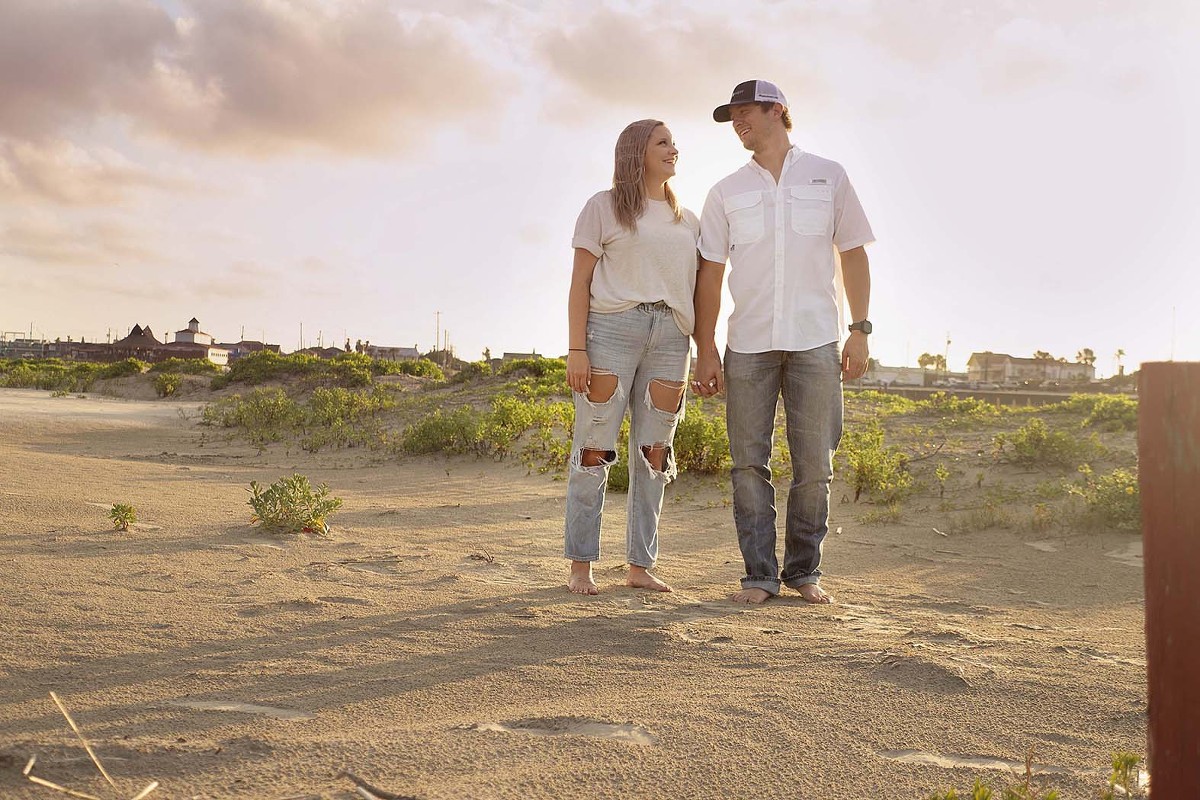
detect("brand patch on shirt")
[810,178,828,184]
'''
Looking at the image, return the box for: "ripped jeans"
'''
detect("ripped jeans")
[564,303,690,567]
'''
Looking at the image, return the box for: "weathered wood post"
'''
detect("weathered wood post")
[1138,362,1200,796]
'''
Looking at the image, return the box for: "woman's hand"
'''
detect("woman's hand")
[566,351,591,394]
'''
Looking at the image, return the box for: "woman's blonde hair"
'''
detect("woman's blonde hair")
[610,119,683,233]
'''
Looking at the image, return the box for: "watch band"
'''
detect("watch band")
[849,319,873,335]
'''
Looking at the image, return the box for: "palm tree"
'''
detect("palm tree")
[1076,348,1096,366]
[1115,348,1126,376]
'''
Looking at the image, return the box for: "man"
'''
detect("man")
[692,79,875,605]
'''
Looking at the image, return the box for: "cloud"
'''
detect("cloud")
[535,6,829,118]
[0,0,510,156]
[183,260,277,301]
[153,1,510,154]
[0,139,195,205]
[0,215,163,266]
[0,0,176,141]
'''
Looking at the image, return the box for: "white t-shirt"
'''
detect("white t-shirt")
[699,146,874,354]
[572,191,701,336]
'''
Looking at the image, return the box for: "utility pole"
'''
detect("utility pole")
[943,332,951,378]
[434,311,441,360]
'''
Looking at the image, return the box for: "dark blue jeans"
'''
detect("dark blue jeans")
[724,343,843,595]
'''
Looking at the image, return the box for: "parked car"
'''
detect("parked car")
[974,381,1000,390]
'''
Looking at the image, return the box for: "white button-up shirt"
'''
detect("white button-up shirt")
[699,145,874,354]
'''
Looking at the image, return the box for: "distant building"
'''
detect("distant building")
[214,340,283,361]
[295,346,347,360]
[502,351,540,362]
[112,324,165,361]
[159,341,230,366]
[174,317,214,346]
[159,317,227,364]
[0,337,56,359]
[366,345,419,361]
[967,352,1095,384]
[860,364,928,387]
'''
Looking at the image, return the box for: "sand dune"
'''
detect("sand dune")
[0,389,1146,799]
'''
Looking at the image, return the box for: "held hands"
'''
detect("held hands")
[566,350,591,394]
[841,331,869,381]
[691,351,724,397]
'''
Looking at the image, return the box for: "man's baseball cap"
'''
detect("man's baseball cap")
[712,80,788,123]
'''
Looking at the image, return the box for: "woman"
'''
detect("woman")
[564,119,700,595]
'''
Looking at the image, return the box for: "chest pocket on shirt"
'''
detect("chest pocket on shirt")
[790,184,833,236]
[724,191,765,246]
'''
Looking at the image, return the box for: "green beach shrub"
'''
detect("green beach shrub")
[837,419,912,503]
[499,357,566,378]
[247,474,343,535]
[993,418,1095,467]
[673,399,730,474]
[1067,465,1140,530]
[100,358,149,379]
[154,373,182,397]
[107,503,137,531]
[148,358,220,375]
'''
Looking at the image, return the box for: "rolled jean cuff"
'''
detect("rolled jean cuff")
[783,574,821,589]
[565,552,599,563]
[740,577,781,594]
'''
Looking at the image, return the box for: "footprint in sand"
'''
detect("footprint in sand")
[237,598,325,617]
[1105,540,1142,568]
[877,749,1074,775]
[898,594,998,616]
[316,595,374,606]
[468,717,657,746]
[867,651,973,692]
[168,700,313,721]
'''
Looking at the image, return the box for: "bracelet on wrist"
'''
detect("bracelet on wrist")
[568,348,586,352]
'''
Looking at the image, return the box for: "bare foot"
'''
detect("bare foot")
[731,587,773,604]
[796,583,834,604]
[627,565,672,592]
[568,561,598,595]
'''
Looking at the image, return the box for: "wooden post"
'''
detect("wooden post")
[1138,362,1200,796]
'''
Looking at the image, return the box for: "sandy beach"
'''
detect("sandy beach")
[0,387,1147,799]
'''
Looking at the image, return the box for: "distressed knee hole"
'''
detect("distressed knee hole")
[639,442,677,481]
[641,443,670,472]
[579,448,617,468]
[587,369,618,404]
[648,378,685,414]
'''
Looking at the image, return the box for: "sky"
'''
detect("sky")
[1,0,1197,375]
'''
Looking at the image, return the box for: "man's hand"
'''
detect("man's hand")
[692,351,724,397]
[841,331,869,381]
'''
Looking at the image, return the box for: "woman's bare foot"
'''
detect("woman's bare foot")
[568,561,598,595]
[626,565,671,592]
[796,583,834,604]
[731,587,773,604]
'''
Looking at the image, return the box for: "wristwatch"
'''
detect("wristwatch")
[848,319,873,335]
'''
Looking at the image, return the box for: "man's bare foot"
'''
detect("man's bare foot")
[731,587,773,604]
[568,561,598,595]
[626,565,671,592]
[796,583,834,604]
